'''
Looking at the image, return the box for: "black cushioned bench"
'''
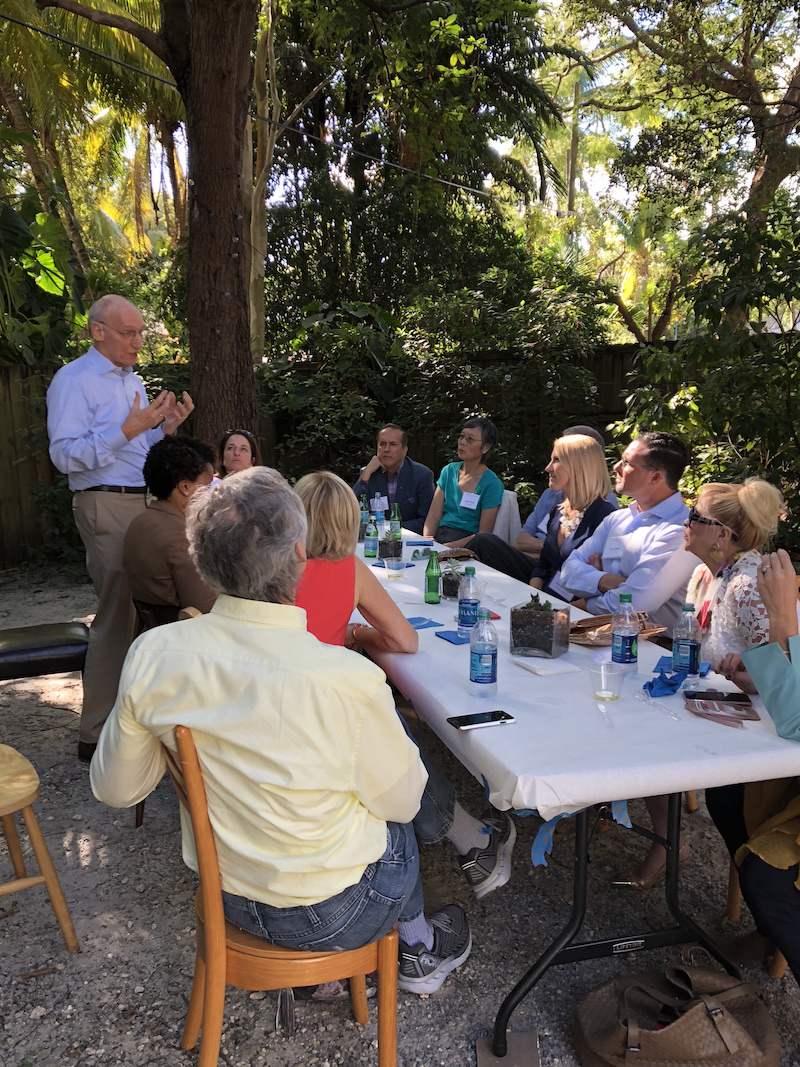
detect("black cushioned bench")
[0,623,90,682]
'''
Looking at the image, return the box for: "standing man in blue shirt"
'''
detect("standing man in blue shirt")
[47,295,194,760]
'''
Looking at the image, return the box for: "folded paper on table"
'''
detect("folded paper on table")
[513,651,583,676]
[407,617,445,630]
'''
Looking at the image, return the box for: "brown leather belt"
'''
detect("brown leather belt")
[80,485,148,494]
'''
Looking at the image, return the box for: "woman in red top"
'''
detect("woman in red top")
[294,471,417,654]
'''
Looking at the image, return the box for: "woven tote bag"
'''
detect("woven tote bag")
[574,964,780,1067]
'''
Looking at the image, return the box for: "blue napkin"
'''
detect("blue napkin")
[655,655,710,676]
[371,561,415,569]
[644,669,688,697]
[435,630,470,645]
[530,800,632,867]
[407,617,445,630]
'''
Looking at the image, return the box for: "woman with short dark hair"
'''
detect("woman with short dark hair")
[123,436,216,614]
[423,417,503,547]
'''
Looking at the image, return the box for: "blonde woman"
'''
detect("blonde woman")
[684,479,786,683]
[615,477,786,892]
[294,471,417,654]
[529,434,616,598]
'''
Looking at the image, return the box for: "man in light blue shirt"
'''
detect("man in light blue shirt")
[558,431,699,632]
[47,295,194,758]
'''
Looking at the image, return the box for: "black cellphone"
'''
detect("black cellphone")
[687,689,752,706]
[446,710,516,731]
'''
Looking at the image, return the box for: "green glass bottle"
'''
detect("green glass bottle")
[364,514,378,557]
[389,502,402,538]
[424,551,441,604]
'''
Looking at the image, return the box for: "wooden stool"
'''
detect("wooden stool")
[726,857,787,979]
[0,745,79,953]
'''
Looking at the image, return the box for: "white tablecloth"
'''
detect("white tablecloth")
[357,536,800,821]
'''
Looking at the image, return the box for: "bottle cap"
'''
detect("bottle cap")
[619,592,632,603]
[478,608,490,619]
[683,602,694,611]
[465,566,476,575]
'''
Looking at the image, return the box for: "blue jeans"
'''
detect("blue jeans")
[223,821,424,952]
[221,733,457,951]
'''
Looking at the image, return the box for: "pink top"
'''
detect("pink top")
[295,556,356,646]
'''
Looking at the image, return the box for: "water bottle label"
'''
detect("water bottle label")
[364,536,378,554]
[425,577,440,595]
[611,633,638,664]
[390,520,401,536]
[458,599,480,629]
[470,650,497,684]
[673,639,699,674]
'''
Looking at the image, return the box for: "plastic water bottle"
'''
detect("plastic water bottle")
[611,592,638,674]
[457,566,481,637]
[364,514,378,558]
[372,494,385,537]
[389,502,402,538]
[470,608,498,697]
[672,602,701,688]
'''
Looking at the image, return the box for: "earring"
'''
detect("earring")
[709,542,725,563]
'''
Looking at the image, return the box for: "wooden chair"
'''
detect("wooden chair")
[726,858,787,979]
[0,744,79,954]
[165,726,398,1067]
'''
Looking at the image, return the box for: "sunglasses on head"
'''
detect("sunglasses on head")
[687,506,738,541]
[226,428,255,441]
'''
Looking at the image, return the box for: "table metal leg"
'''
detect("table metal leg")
[490,794,739,1058]
[491,809,591,1057]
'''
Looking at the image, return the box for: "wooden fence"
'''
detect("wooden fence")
[0,365,60,569]
[0,346,644,570]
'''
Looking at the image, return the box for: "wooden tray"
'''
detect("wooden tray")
[569,612,666,647]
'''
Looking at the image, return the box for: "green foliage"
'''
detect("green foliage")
[261,302,410,472]
[0,191,86,365]
[263,255,611,498]
[613,193,800,550]
[395,256,610,486]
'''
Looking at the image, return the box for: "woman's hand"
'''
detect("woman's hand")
[717,652,757,693]
[757,549,799,650]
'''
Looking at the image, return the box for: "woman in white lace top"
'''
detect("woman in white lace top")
[684,478,786,688]
[614,477,785,892]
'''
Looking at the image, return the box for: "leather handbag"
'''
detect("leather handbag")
[574,964,780,1067]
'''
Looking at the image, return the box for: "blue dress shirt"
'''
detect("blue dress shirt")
[47,346,164,490]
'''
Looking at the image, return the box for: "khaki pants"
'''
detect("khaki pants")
[72,492,146,743]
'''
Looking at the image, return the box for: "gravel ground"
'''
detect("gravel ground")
[1,565,799,1067]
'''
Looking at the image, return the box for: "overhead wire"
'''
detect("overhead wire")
[0,10,497,200]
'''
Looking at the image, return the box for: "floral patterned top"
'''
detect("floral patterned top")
[686,550,769,669]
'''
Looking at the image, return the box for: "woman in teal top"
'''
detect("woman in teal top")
[423,417,503,547]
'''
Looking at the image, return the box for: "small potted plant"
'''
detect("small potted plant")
[378,534,402,560]
[510,593,570,659]
[441,559,464,599]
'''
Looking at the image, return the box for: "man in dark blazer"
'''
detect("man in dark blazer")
[352,424,435,534]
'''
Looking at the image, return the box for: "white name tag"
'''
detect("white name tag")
[460,491,480,510]
[372,494,389,513]
[603,536,624,562]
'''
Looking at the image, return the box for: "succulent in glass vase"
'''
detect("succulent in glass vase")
[441,559,464,599]
[510,593,570,659]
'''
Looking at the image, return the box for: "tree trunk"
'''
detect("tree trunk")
[177,0,261,442]
[156,114,185,241]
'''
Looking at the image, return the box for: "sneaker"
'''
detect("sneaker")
[398,904,472,994]
[458,809,516,900]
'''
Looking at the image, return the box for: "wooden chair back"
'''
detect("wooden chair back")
[164,726,398,1066]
